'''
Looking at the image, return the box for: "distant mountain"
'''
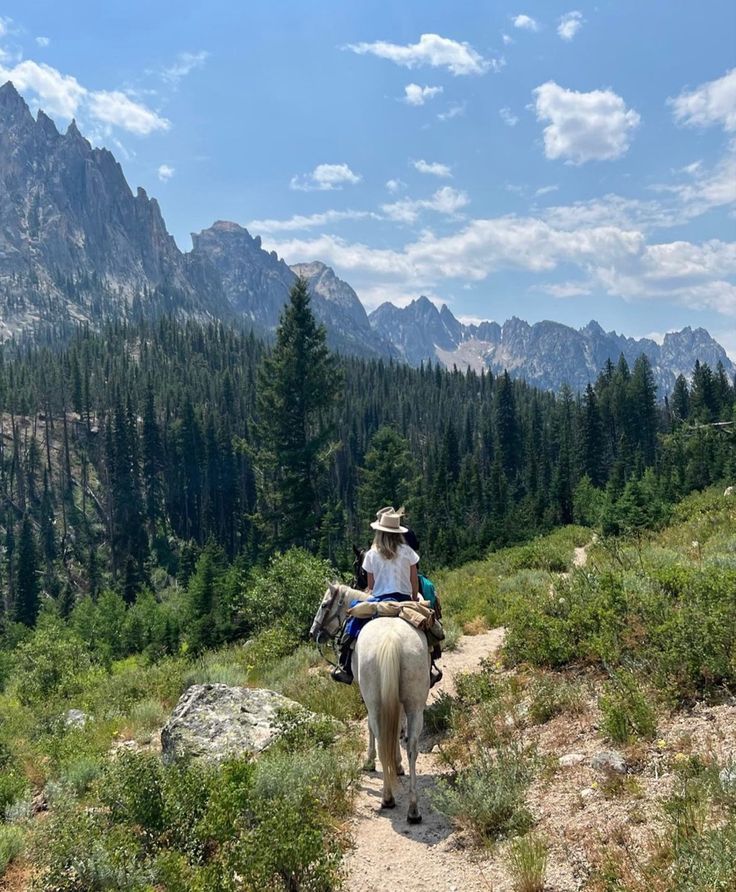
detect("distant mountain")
[190,223,393,358]
[0,80,732,393]
[369,298,736,393]
[0,82,230,337]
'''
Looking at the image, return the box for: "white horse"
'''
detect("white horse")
[310,583,431,823]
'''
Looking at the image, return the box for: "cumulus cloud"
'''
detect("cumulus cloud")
[0,58,170,135]
[502,33,514,45]
[513,14,539,31]
[161,50,209,86]
[88,90,170,135]
[413,159,452,177]
[557,11,584,40]
[290,163,362,191]
[533,81,640,163]
[35,36,50,47]
[499,107,519,127]
[248,209,380,233]
[382,186,470,223]
[157,164,175,181]
[669,68,736,132]
[346,33,492,76]
[386,178,406,193]
[403,83,443,105]
[0,60,87,118]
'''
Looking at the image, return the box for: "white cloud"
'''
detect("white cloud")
[513,14,539,31]
[669,68,736,132]
[413,159,452,177]
[346,33,492,76]
[157,164,175,181]
[248,209,380,233]
[0,16,10,38]
[437,102,466,122]
[502,33,514,45]
[499,107,519,127]
[386,178,406,193]
[382,186,470,223]
[0,58,170,135]
[35,36,50,48]
[403,83,443,106]
[535,184,559,197]
[0,60,87,117]
[161,51,209,86]
[88,90,170,135]
[557,11,584,40]
[290,163,362,191]
[533,81,640,163]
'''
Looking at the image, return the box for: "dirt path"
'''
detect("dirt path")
[345,628,505,892]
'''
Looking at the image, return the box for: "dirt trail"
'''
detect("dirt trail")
[345,628,505,892]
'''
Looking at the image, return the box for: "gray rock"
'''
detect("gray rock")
[160,684,309,765]
[725,486,735,497]
[559,752,586,768]
[64,709,90,729]
[719,767,736,788]
[591,750,627,774]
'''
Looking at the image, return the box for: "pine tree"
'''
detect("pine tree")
[357,426,416,527]
[15,514,40,627]
[253,277,341,550]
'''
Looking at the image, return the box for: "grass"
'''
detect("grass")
[0,825,24,878]
[506,834,548,892]
[599,672,658,744]
[527,673,586,725]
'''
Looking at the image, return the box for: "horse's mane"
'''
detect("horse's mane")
[336,582,372,602]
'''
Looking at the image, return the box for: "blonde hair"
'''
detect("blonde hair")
[373,530,405,560]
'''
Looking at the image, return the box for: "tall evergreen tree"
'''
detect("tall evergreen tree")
[357,426,416,527]
[253,277,341,550]
[15,514,40,627]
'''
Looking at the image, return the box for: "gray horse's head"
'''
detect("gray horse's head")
[310,582,344,640]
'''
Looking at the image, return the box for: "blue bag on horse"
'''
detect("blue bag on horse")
[344,592,412,639]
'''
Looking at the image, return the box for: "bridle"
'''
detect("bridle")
[310,583,352,666]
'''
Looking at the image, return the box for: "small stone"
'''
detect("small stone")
[559,753,586,768]
[64,709,90,729]
[580,787,596,801]
[720,767,736,788]
[592,750,627,773]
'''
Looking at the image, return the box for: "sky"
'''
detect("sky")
[1,1,735,354]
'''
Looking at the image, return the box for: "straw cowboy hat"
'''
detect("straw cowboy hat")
[370,510,408,534]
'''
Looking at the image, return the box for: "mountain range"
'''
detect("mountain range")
[0,80,732,394]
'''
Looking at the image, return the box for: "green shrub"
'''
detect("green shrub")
[599,672,657,744]
[0,825,24,877]
[98,750,166,834]
[11,619,93,706]
[240,549,334,638]
[424,692,456,735]
[528,674,585,725]
[506,833,548,892]
[57,754,104,797]
[434,744,535,843]
[279,672,366,722]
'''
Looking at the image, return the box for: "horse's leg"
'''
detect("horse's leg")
[405,707,424,824]
[363,726,376,772]
[395,734,404,776]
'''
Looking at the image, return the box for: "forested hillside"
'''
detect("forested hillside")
[1,282,735,626]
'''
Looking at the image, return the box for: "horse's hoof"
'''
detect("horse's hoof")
[381,797,396,810]
[407,813,423,825]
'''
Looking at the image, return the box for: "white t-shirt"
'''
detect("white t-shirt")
[362,543,420,598]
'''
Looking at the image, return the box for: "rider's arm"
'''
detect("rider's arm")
[410,564,419,600]
[366,572,374,593]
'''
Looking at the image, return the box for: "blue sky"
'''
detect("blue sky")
[2,1,735,353]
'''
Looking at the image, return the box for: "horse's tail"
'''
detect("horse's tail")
[376,629,401,789]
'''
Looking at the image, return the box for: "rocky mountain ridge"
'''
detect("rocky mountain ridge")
[0,80,732,392]
[368,297,734,392]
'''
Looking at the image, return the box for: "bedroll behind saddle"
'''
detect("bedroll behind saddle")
[346,598,445,643]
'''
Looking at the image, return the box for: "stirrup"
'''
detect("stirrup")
[430,663,443,688]
[331,665,353,685]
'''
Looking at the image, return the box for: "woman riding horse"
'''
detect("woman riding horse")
[332,509,419,683]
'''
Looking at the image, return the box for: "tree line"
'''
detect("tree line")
[1,278,735,628]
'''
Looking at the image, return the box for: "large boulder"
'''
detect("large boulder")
[161,684,309,765]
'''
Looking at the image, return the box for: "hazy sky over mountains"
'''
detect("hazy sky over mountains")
[1,1,735,355]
